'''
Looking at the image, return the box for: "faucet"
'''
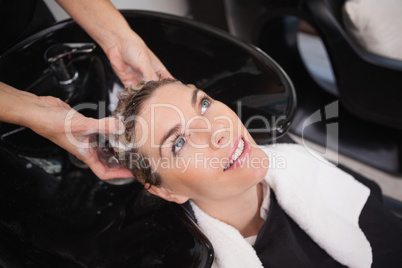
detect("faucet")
[44,43,96,85]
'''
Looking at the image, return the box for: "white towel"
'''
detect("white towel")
[191,200,264,268]
[191,144,372,268]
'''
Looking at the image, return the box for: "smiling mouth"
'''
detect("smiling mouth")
[223,138,245,171]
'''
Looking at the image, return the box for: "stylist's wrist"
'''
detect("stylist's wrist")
[96,21,135,54]
[13,92,45,130]
[102,28,144,58]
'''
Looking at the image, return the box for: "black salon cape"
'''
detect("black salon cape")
[254,182,402,267]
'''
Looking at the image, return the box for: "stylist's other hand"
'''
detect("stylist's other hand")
[31,96,134,180]
[106,32,172,87]
[55,0,172,87]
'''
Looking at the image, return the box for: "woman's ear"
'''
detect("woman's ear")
[146,185,189,204]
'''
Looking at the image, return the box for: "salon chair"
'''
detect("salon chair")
[0,10,295,267]
[223,0,402,176]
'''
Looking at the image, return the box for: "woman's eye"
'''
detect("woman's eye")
[201,98,210,114]
[174,136,186,154]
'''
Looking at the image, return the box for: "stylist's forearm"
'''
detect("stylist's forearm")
[55,0,138,52]
[0,82,40,128]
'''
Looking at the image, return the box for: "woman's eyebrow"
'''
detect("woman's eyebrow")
[159,123,181,157]
[191,88,200,109]
[158,88,201,157]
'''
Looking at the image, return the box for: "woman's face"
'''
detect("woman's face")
[133,82,269,204]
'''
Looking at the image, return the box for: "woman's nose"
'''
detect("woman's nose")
[188,117,229,150]
[210,126,229,150]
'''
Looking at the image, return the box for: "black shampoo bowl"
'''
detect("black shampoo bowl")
[0,11,295,267]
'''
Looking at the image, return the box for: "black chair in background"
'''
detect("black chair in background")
[224,0,402,175]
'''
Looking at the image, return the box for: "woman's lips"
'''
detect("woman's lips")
[227,135,242,160]
[223,136,251,172]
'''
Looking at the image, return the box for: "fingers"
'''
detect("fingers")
[70,117,132,180]
[74,116,125,136]
[87,159,134,180]
[123,47,172,86]
[129,50,160,83]
[66,117,133,180]
[97,117,125,135]
[148,50,173,80]
[150,55,173,80]
[157,66,173,80]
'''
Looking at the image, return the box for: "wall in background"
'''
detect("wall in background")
[43,0,190,21]
[43,0,228,32]
[188,0,228,31]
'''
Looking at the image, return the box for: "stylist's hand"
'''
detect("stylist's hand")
[106,32,172,87]
[31,96,134,180]
[55,0,172,87]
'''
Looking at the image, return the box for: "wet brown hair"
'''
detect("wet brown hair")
[112,78,180,187]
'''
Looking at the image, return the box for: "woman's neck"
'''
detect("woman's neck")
[195,183,265,238]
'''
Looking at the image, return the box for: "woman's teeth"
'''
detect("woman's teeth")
[224,139,245,170]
